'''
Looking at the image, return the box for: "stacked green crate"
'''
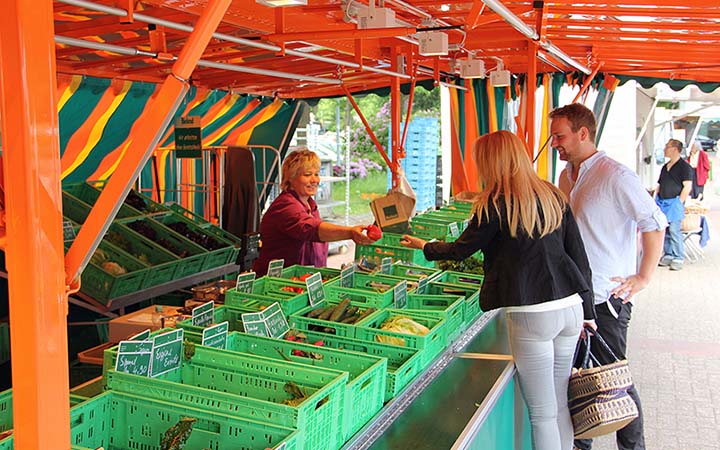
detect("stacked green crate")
[324,272,409,308]
[284,329,425,402]
[183,330,386,440]
[426,273,484,325]
[354,309,448,365]
[290,299,380,339]
[106,345,347,450]
[225,276,310,315]
[388,293,466,342]
[280,264,341,283]
[377,262,442,291]
[355,233,434,267]
[69,390,299,450]
[174,304,266,335]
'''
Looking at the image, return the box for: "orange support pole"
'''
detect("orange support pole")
[572,62,604,104]
[341,85,392,168]
[526,43,538,159]
[65,0,232,284]
[390,48,402,189]
[400,65,417,151]
[0,0,70,447]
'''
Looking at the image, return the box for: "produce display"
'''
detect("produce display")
[160,417,197,450]
[438,256,484,275]
[304,300,377,330]
[166,221,225,251]
[90,248,127,275]
[105,230,150,263]
[127,220,190,258]
[377,316,431,346]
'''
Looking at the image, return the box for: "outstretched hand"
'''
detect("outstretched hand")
[399,234,427,250]
[350,225,374,245]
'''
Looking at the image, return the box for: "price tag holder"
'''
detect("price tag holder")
[393,280,408,309]
[449,222,460,237]
[236,271,256,294]
[340,265,355,288]
[267,259,284,277]
[241,311,269,337]
[115,340,153,376]
[263,302,289,339]
[129,329,151,341]
[381,257,392,274]
[191,301,214,327]
[416,276,429,295]
[202,321,229,349]
[150,329,184,378]
[305,272,325,307]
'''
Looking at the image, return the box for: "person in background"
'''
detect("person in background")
[401,130,596,450]
[687,141,710,200]
[655,139,693,271]
[253,148,374,276]
[549,103,666,450]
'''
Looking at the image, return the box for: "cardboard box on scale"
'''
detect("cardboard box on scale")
[370,191,416,234]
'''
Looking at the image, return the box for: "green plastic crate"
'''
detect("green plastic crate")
[69,390,299,450]
[174,304,264,335]
[74,242,150,302]
[388,293,466,342]
[410,217,467,240]
[106,345,346,450]
[62,185,143,222]
[379,262,442,291]
[225,277,310,315]
[280,265,341,283]
[224,289,307,316]
[104,222,179,288]
[432,270,485,286]
[425,280,483,325]
[443,201,474,212]
[324,272,407,308]
[119,217,208,279]
[286,329,424,402]
[355,233,434,268]
[289,300,380,339]
[184,330,386,440]
[355,309,448,365]
[153,211,238,269]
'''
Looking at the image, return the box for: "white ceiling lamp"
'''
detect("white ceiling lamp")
[256,0,307,7]
[490,59,511,87]
[418,31,448,56]
[459,53,486,79]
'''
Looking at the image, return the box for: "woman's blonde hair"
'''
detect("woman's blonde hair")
[281,148,321,191]
[472,130,566,238]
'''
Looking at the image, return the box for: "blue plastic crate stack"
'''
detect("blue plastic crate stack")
[387,117,440,212]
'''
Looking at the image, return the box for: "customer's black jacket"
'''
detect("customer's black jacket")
[423,204,595,319]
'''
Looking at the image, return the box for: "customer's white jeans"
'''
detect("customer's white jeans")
[506,303,583,450]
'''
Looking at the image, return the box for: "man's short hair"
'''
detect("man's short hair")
[549,103,597,142]
[666,139,683,152]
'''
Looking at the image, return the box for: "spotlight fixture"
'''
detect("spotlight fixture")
[459,54,486,79]
[418,31,448,56]
[490,59,511,87]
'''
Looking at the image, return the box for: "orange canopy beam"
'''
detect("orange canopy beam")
[526,43,538,159]
[572,62,604,104]
[267,26,417,42]
[65,0,232,284]
[341,84,392,169]
[390,47,403,189]
[0,0,70,447]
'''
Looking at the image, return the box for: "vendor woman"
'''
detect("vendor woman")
[253,148,375,275]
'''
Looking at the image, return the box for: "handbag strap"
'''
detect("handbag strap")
[585,326,621,363]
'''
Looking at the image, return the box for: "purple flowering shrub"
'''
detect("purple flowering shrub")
[333,156,383,179]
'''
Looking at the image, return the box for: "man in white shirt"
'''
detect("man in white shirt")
[550,103,666,450]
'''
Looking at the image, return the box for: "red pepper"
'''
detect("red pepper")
[365,224,383,241]
[313,340,324,347]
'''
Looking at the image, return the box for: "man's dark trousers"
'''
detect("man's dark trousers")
[574,295,645,450]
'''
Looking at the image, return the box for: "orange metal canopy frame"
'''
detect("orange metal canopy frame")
[1,0,719,448]
[51,0,720,98]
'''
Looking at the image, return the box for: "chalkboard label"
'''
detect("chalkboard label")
[340,265,355,288]
[236,272,256,294]
[393,280,408,309]
[417,276,429,295]
[449,222,460,237]
[381,257,392,274]
[115,340,153,376]
[242,311,269,337]
[267,259,284,277]
[129,329,151,341]
[305,272,325,307]
[202,321,229,349]
[264,302,289,339]
[191,301,214,327]
[150,329,184,378]
[174,116,202,158]
[63,221,76,243]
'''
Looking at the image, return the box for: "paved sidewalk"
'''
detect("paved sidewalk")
[327,189,720,450]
